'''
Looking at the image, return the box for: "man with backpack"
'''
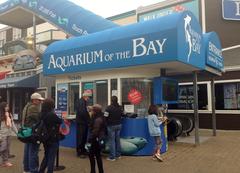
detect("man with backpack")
[22,92,44,173]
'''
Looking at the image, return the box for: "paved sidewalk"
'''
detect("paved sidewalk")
[1,129,240,173]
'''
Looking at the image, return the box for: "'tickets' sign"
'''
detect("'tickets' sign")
[128,88,143,105]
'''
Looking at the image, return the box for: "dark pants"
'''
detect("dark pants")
[88,140,104,173]
[23,143,40,173]
[76,123,88,155]
[39,142,58,173]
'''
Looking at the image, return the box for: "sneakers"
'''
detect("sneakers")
[106,158,116,161]
[155,153,163,162]
[116,156,121,160]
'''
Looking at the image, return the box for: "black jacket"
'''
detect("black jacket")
[88,112,106,142]
[105,104,123,126]
[76,97,90,125]
[41,111,62,143]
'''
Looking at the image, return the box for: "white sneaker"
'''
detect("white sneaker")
[106,158,116,161]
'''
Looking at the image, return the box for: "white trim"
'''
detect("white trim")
[222,45,240,51]
[117,77,122,105]
[201,0,206,33]
[214,79,240,84]
[224,66,240,72]
[207,82,212,111]
[179,81,210,85]
[168,109,240,114]
[79,81,82,98]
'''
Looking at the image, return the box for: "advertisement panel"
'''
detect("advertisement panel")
[222,0,240,20]
[138,0,200,22]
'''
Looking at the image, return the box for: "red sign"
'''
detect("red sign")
[128,88,143,105]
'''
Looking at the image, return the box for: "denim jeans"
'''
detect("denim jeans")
[23,143,40,173]
[107,124,122,159]
[39,142,59,173]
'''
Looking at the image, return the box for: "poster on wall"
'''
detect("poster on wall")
[57,83,68,112]
[127,88,143,105]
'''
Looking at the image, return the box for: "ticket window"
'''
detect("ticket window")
[96,80,108,110]
[68,82,79,115]
[121,78,152,117]
[82,80,108,110]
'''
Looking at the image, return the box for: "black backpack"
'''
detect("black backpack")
[32,118,50,144]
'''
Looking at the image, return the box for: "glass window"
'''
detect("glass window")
[111,79,117,96]
[96,80,108,110]
[215,82,240,110]
[121,78,152,117]
[68,82,79,115]
[168,84,208,110]
[82,82,94,106]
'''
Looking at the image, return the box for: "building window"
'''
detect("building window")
[111,79,117,96]
[121,78,152,117]
[168,84,208,110]
[215,82,240,110]
[68,82,79,115]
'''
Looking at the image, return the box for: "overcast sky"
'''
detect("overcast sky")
[69,0,163,17]
[0,0,164,17]
[0,0,164,28]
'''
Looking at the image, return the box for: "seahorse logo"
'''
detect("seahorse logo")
[184,15,192,62]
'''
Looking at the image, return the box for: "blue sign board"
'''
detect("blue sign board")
[43,11,205,76]
[0,0,117,36]
[138,0,200,22]
[203,32,224,71]
[222,0,240,20]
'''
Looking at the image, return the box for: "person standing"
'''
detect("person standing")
[76,92,91,158]
[0,102,14,167]
[87,104,106,173]
[104,96,123,161]
[39,98,62,173]
[147,105,166,162]
[22,92,44,173]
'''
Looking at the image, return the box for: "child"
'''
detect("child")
[147,105,166,162]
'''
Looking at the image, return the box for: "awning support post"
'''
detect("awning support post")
[193,71,200,145]
[211,78,217,136]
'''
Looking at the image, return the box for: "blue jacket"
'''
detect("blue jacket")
[147,114,162,136]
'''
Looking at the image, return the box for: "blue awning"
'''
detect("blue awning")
[0,74,39,89]
[0,0,118,36]
[43,11,206,76]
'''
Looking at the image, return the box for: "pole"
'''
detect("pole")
[33,15,36,51]
[211,78,217,136]
[193,71,200,145]
[54,143,66,171]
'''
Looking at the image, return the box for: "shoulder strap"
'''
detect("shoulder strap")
[22,103,31,126]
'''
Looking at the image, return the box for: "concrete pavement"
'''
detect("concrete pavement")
[1,129,240,173]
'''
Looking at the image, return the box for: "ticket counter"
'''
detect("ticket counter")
[60,117,168,156]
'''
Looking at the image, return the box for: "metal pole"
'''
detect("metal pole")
[211,78,217,136]
[33,15,36,51]
[193,71,200,145]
